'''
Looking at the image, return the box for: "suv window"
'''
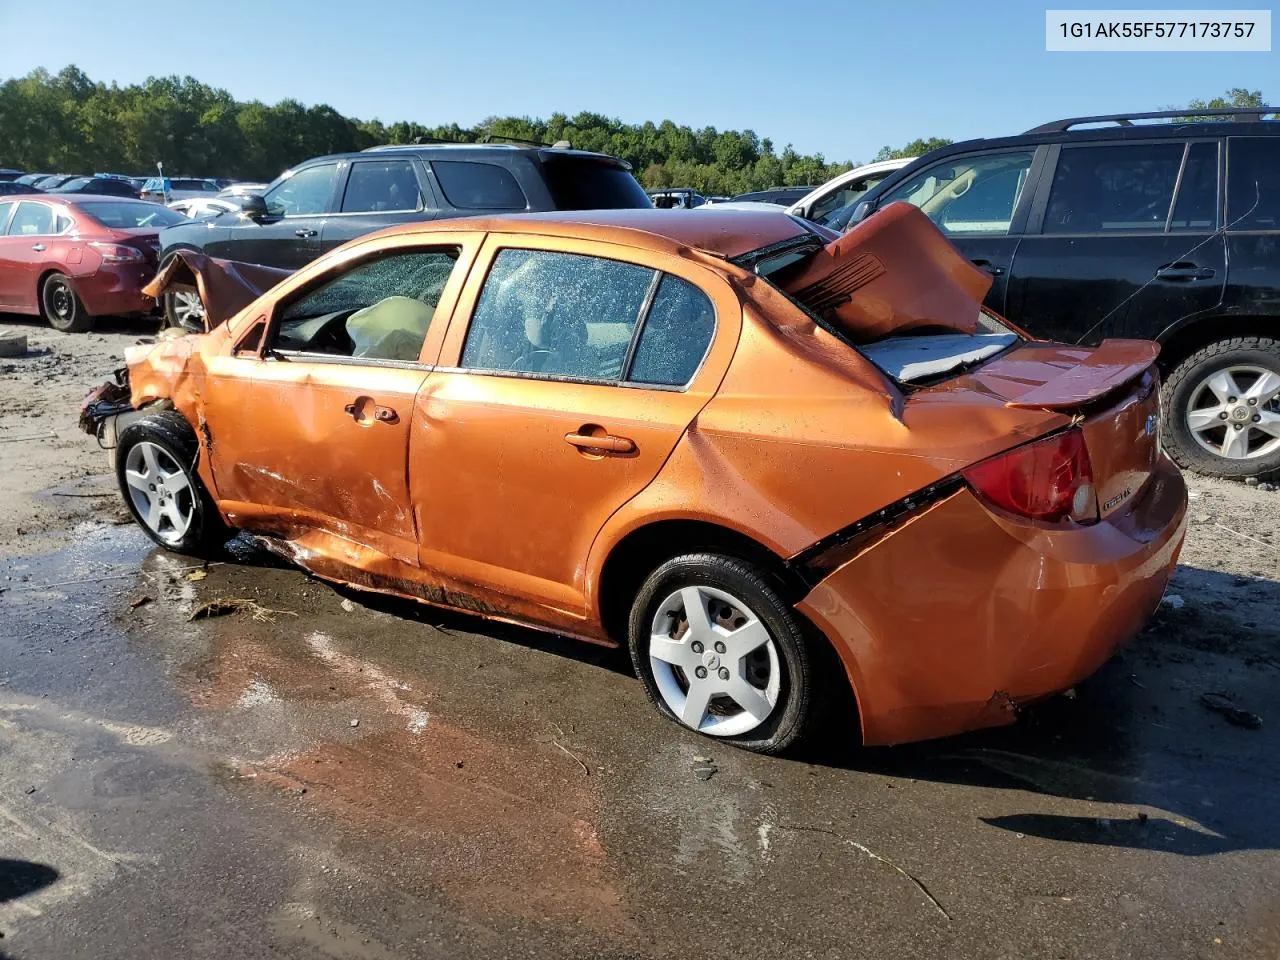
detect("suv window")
[1170,142,1219,230]
[461,249,654,379]
[628,275,716,386]
[1227,137,1280,230]
[341,160,423,213]
[878,151,1034,236]
[432,161,526,210]
[540,157,651,210]
[1043,143,1184,234]
[265,164,340,217]
[7,201,54,235]
[275,249,460,362]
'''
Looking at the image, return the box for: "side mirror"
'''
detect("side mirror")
[847,201,873,226]
[791,203,809,220]
[238,193,268,220]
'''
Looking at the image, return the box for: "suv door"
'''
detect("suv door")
[320,157,436,254]
[860,148,1043,314]
[205,161,342,269]
[1007,139,1226,344]
[409,237,731,626]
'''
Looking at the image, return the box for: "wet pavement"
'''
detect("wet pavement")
[1,517,1279,959]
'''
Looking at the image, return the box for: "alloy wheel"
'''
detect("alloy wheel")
[123,441,195,545]
[648,585,782,737]
[1185,364,1280,461]
[171,291,206,326]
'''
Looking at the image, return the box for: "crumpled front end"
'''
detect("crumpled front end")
[797,455,1188,746]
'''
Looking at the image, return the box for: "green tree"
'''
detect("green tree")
[1180,87,1272,121]
[873,137,952,162]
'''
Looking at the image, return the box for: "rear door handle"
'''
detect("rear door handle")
[565,431,635,454]
[1156,262,1215,281]
[970,258,1004,276]
[31,244,45,252]
[294,228,318,238]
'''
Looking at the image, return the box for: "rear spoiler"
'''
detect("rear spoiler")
[1004,339,1160,410]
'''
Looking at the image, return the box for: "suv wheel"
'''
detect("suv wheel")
[164,290,206,331]
[1161,336,1280,479]
[627,553,824,755]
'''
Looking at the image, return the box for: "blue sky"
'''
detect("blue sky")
[1,0,1274,162]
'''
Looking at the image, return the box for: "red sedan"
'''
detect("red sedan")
[0,195,189,332]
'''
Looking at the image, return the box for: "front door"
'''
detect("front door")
[0,200,57,310]
[410,239,728,620]
[198,244,472,565]
[206,161,341,269]
[864,148,1042,316]
[1007,140,1226,344]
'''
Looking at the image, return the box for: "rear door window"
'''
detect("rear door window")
[341,160,423,213]
[1042,143,1184,234]
[1169,141,1220,230]
[628,275,716,386]
[460,249,654,379]
[1227,136,1280,230]
[0,201,13,232]
[876,151,1034,236]
[432,161,527,210]
[7,201,54,235]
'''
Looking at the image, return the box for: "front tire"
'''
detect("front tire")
[627,553,821,755]
[163,290,206,331]
[115,411,226,555]
[41,273,94,333]
[1161,336,1280,479]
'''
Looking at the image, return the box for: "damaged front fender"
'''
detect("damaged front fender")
[144,250,292,331]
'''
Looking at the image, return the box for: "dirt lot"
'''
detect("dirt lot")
[1,315,1278,960]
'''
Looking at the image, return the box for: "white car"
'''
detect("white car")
[700,158,914,229]
[167,197,242,220]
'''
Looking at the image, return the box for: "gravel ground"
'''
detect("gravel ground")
[1,315,1278,960]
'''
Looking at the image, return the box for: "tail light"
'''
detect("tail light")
[963,428,1098,525]
[88,241,145,263]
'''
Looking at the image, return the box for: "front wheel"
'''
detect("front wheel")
[115,411,227,555]
[163,290,206,331]
[41,273,94,333]
[1161,336,1280,479]
[628,553,823,755]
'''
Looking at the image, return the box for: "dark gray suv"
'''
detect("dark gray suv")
[157,142,651,325]
[844,108,1280,480]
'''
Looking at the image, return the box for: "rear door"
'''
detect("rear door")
[206,161,341,269]
[409,235,732,621]
[1006,139,1226,344]
[319,157,437,254]
[863,147,1045,315]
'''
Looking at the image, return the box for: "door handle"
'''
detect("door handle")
[31,244,45,252]
[565,430,636,455]
[1155,262,1215,281]
[294,228,318,238]
[343,398,398,424]
[970,258,1004,276]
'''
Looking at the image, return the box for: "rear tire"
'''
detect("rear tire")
[1161,336,1280,480]
[115,410,227,556]
[627,553,824,755]
[41,273,94,333]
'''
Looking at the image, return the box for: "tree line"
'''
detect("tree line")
[0,66,900,194]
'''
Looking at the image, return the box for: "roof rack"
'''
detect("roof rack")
[1026,106,1278,133]
[480,134,556,148]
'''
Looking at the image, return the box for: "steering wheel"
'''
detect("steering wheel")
[510,349,554,372]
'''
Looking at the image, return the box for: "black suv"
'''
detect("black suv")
[846,108,1280,480]
[157,141,651,317]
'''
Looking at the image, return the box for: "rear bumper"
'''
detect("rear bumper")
[75,263,157,317]
[797,454,1187,746]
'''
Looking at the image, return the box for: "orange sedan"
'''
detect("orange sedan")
[82,204,1187,753]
